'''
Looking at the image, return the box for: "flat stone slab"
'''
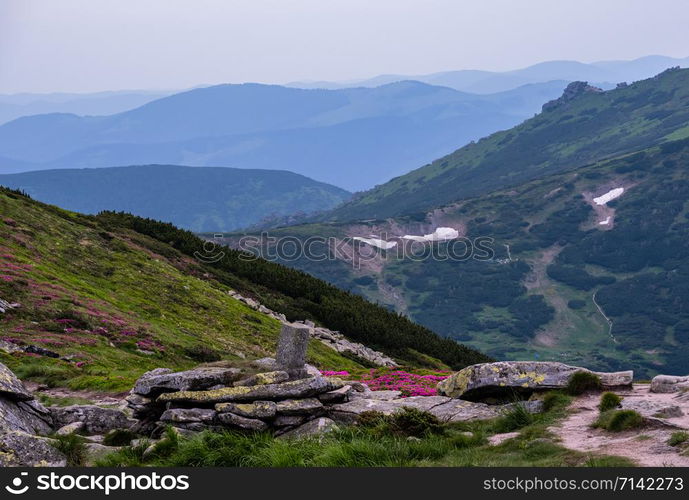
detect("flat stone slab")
[51,405,133,435]
[133,366,243,396]
[160,408,217,424]
[437,361,633,400]
[158,376,345,404]
[216,412,269,431]
[216,401,277,419]
[275,398,323,416]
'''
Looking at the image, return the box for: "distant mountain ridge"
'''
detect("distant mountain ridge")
[288,55,689,93]
[0,81,568,190]
[0,165,350,232]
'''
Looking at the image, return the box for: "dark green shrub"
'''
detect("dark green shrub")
[51,433,87,466]
[492,403,535,433]
[385,407,444,437]
[668,431,689,447]
[540,391,571,412]
[593,410,644,432]
[103,429,137,447]
[356,411,387,428]
[566,372,602,395]
[598,392,622,412]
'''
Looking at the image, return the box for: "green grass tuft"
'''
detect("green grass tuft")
[51,434,87,466]
[593,410,644,432]
[598,392,623,412]
[566,372,602,395]
[668,431,689,447]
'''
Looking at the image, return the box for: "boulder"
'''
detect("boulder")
[275,398,323,416]
[276,323,311,380]
[0,397,53,435]
[216,412,269,431]
[272,415,306,428]
[251,358,321,378]
[317,385,353,404]
[158,376,344,404]
[132,366,242,396]
[279,417,338,439]
[51,405,133,435]
[650,375,689,393]
[437,362,633,400]
[215,401,277,419]
[233,371,289,387]
[159,408,217,424]
[0,431,67,467]
[0,362,33,401]
[56,421,85,436]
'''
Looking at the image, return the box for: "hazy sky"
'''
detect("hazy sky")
[1,0,688,93]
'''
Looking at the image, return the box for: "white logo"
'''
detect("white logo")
[5,472,29,495]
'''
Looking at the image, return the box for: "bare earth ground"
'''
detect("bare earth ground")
[549,385,689,466]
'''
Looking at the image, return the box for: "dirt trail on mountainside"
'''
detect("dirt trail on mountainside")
[549,385,689,466]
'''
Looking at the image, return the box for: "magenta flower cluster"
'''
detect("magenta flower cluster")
[320,369,449,397]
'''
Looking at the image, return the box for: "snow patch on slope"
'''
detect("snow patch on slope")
[593,187,624,206]
[401,227,459,242]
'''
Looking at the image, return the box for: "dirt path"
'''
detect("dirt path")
[549,385,689,466]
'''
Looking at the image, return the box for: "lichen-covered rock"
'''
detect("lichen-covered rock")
[160,408,217,424]
[233,371,289,387]
[0,431,67,467]
[132,366,242,396]
[650,375,689,393]
[215,401,277,419]
[158,376,344,404]
[279,417,338,439]
[51,405,133,435]
[216,412,269,431]
[0,397,53,435]
[0,362,33,401]
[275,398,323,416]
[317,385,353,404]
[272,415,306,428]
[56,421,85,436]
[437,362,633,400]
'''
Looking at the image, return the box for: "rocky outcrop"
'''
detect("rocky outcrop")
[650,374,689,393]
[51,405,133,435]
[310,326,398,367]
[542,81,603,112]
[226,289,397,367]
[0,431,66,467]
[0,297,20,314]
[132,366,243,396]
[437,361,633,400]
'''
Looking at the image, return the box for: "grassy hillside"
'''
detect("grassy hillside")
[0,165,351,232]
[232,137,689,377]
[327,67,689,220]
[0,188,489,391]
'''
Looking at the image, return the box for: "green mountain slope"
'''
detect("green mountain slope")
[327,67,689,221]
[243,138,689,377]
[0,165,351,232]
[0,188,488,391]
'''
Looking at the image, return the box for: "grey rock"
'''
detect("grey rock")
[350,389,401,401]
[318,385,353,404]
[56,421,85,436]
[0,397,53,435]
[0,431,67,467]
[159,408,217,424]
[621,399,684,420]
[275,398,323,416]
[279,417,338,439]
[276,323,311,379]
[215,401,277,419]
[0,362,33,401]
[132,366,242,396]
[84,442,116,464]
[51,405,133,435]
[158,376,344,404]
[272,415,306,428]
[650,375,689,393]
[233,371,289,387]
[216,412,269,431]
[437,361,633,400]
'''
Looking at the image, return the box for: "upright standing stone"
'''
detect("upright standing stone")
[276,323,311,380]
